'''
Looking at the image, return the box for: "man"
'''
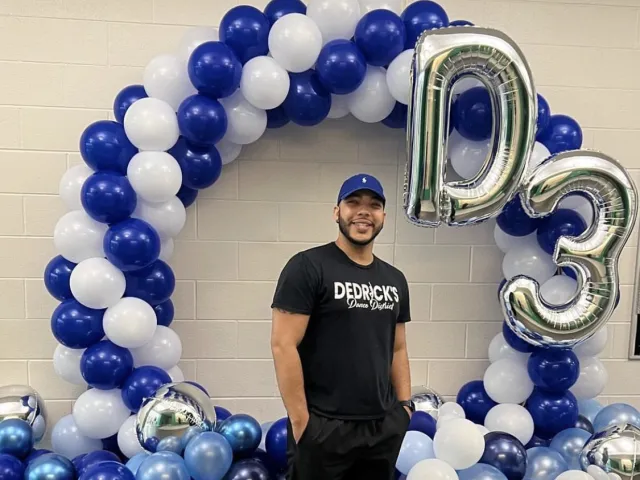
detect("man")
[270,173,414,480]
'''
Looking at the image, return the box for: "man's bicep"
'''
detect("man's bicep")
[271,308,310,347]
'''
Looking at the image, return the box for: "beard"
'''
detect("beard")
[337,214,383,246]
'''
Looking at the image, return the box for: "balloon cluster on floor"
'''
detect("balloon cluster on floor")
[32,0,639,479]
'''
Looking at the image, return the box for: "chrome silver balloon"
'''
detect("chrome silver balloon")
[579,423,640,479]
[0,384,47,442]
[500,150,638,348]
[404,26,537,227]
[136,382,216,452]
[410,385,444,419]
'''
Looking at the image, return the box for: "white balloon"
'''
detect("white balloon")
[51,414,103,459]
[130,326,182,370]
[570,356,608,400]
[240,56,290,110]
[488,333,530,365]
[540,275,578,306]
[127,151,182,203]
[216,137,243,165]
[476,424,490,436]
[177,26,219,63]
[433,418,484,470]
[72,388,131,439]
[59,164,94,211]
[220,90,267,145]
[159,237,175,262]
[527,141,552,174]
[407,459,459,480]
[117,414,145,458]
[54,210,107,263]
[449,129,490,180]
[53,344,85,385]
[436,414,460,431]
[439,402,465,419]
[327,94,350,119]
[144,53,196,111]
[484,403,534,445]
[133,197,186,239]
[494,224,537,253]
[587,465,611,480]
[555,471,595,480]
[70,257,126,309]
[268,13,323,73]
[307,0,361,44]
[502,240,557,285]
[386,49,414,105]
[559,193,594,227]
[347,67,396,123]
[484,358,534,404]
[166,365,185,382]
[573,326,608,358]
[104,297,157,349]
[123,97,179,151]
[359,0,402,14]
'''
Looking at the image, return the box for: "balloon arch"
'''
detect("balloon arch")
[4,1,634,480]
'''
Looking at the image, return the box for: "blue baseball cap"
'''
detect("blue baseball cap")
[337,173,386,205]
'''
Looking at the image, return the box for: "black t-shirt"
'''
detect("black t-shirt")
[271,242,411,420]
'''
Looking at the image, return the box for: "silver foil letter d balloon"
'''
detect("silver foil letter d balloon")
[404,26,537,227]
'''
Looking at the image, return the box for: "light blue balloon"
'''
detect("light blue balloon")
[183,432,232,480]
[549,428,592,470]
[592,403,640,433]
[125,452,149,475]
[457,463,508,480]
[135,451,189,480]
[395,431,434,475]
[578,399,604,424]
[156,436,183,455]
[179,426,202,451]
[524,447,568,479]
[259,421,273,451]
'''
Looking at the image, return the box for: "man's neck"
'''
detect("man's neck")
[335,236,374,266]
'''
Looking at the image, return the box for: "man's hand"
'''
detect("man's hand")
[291,412,310,444]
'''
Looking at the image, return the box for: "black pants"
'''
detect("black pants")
[286,404,410,480]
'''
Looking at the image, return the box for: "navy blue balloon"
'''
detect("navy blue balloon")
[536,114,582,154]
[176,185,198,208]
[76,451,122,477]
[264,0,306,25]
[382,102,408,129]
[51,299,105,349]
[479,432,527,480]
[526,388,579,439]
[401,1,449,49]
[72,454,87,472]
[264,418,288,472]
[26,449,52,465]
[170,137,223,190]
[215,406,232,422]
[121,366,172,412]
[496,194,540,237]
[220,6,270,64]
[316,40,367,95]
[113,85,147,124]
[101,434,125,461]
[536,208,587,256]
[502,322,537,353]
[103,218,160,272]
[355,10,406,67]
[527,349,580,392]
[80,340,134,390]
[81,172,137,224]
[80,120,137,175]
[124,260,175,306]
[266,106,290,129]
[225,459,269,480]
[407,411,436,438]
[0,453,25,480]
[525,435,550,449]
[575,414,594,434]
[153,299,174,327]
[188,42,242,99]
[283,70,332,127]
[0,418,33,458]
[218,414,262,455]
[25,453,75,480]
[80,461,134,480]
[250,449,280,478]
[536,94,550,134]
[177,95,228,147]
[453,86,492,141]
[44,255,75,301]
[449,20,473,26]
[456,380,497,424]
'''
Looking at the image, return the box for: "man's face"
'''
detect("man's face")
[333,191,386,246]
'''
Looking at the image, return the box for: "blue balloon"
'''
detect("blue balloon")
[264,0,306,25]
[526,388,579,439]
[103,218,160,272]
[136,452,189,480]
[527,348,579,392]
[80,340,133,390]
[536,209,587,256]
[51,299,105,349]
[170,137,223,190]
[220,6,270,64]
[125,453,149,475]
[44,255,76,301]
[121,366,171,412]
[76,451,122,477]
[525,435,550,449]
[524,446,568,479]
[578,399,604,425]
[355,10,406,67]
[401,1,449,49]
[316,40,367,95]
[102,433,125,460]
[536,114,582,154]
[153,299,174,327]
[250,448,280,477]
[218,414,262,455]
[283,70,332,127]
[449,20,473,26]
[177,95,228,147]
[592,403,640,433]
[574,415,594,434]
[264,418,288,472]
[188,42,242,99]
[80,120,137,175]
[124,260,175,306]
[225,459,269,480]
[72,454,87,472]
[0,418,33,458]
[113,85,147,124]
[457,463,507,480]
[215,406,232,422]
[452,86,492,141]
[81,172,137,224]
[536,94,550,134]
[183,432,233,480]
[479,432,527,480]
[179,426,203,451]
[26,449,52,465]
[176,185,198,208]
[0,453,25,480]
[502,322,537,353]
[549,428,591,470]
[496,194,541,237]
[156,436,183,455]
[456,380,497,425]
[266,106,290,129]
[25,453,75,480]
[407,411,436,439]
[382,102,408,129]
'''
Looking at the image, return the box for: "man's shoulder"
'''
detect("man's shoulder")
[292,242,335,262]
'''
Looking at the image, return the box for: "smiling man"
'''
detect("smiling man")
[270,173,413,480]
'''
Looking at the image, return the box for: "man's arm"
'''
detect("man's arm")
[391,323,412,414]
